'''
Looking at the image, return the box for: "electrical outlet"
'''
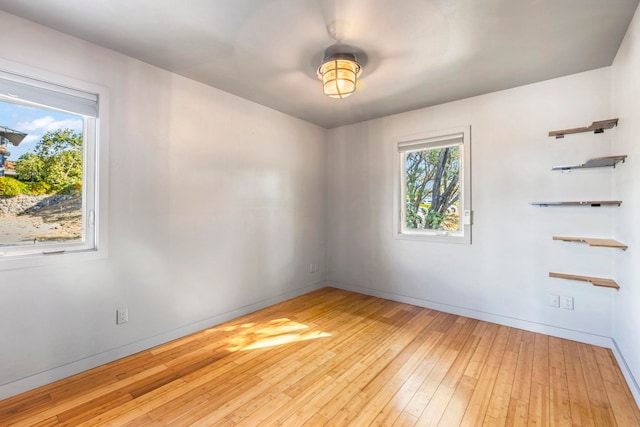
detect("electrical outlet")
[309,263,319,273]
[562,296,574,310]
[549,294,560,308]
[116,308,129,324]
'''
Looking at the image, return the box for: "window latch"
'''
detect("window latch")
[43,249,66,255]
[463,210,473,225]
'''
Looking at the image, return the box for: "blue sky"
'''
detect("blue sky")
[0,100,82,160]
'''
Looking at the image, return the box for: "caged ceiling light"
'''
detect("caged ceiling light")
[317,50,361,99]
[317,21,363,99]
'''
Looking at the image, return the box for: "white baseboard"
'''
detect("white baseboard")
[4,280,638,410]
[0,281,325,401]
[326,280,640,407]
[611,339,640,408]
[326,281,612,345]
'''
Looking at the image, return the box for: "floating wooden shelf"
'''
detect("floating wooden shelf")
[549,118,619,138]
[552,155,627,171]
[553,236,628,250]
[530,200,622,207]
[549,272,620,290]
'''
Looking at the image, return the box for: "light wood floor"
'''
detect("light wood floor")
[1,287,639,426]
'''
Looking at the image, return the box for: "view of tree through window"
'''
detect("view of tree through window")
[0,99,84,248]
[403,145,460,231]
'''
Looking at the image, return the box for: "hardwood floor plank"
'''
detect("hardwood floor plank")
[393,411,419,427]
[350,376,407,427]
[283,300,403,399]
[577,342,617,426]
[1,287,638,427]
[56,392,133,425]
[118,413,157,427]
[463,322,499,379]
[0,392,54,426]
[460,363,501,427]
[146,394,210,425]
[260,305,407,422]
[459,325,509,426]
[286,306,400,397]
[505,330,535,425]
[527,333,550,427]
[437,321,499,427]
[369,313,451,425]
[436,374,477,427]
[319,307,437,424]
[482,328,522,425]
[319,347,401,424]
[563,340,596,427]
[548,336,572,426]
[158,376,263,426]
[415,327,481,425]
[402,314,470,418]
[592,346,640,426]
[26,416,60,427]
[233,391,292,426]
[231,298,399,424]
[232,349,335,423]
[360,309,441,394]
[7,364,167,427]
[257,375,336,425]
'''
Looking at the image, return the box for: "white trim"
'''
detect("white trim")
[397,132,464,152]
[0,73,98,117]
[392,125,472,245]
[3,280,637,407]
[611,339,640,408]
[326,280,612,346]
[0,281,325,400]
[0,57,109,269]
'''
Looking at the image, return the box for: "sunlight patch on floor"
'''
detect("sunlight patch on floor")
[226,318,331,351]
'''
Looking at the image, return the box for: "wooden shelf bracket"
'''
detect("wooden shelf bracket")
[549,118,619,139]
[549,272,620,290]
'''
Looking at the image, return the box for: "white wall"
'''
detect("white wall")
[327,69,619,343]
[612,5,640,403]
[2,5,639,405]
[0,11,326,398]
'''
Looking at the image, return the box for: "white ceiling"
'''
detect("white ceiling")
[0,0,637,128]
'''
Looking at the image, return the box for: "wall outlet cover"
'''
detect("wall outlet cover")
[562,296,574,310]
[116,308,129,324]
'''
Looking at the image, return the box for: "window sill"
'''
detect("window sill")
[394,230,470,245]
[0,247,107,271]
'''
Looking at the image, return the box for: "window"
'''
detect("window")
[393,125,471,244]
[0,60,108,268]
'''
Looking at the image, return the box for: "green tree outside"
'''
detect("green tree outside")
[14,129,83,191]
[14,152,44,182]
[404,146,460,230]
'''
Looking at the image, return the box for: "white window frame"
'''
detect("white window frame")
[393,125,471,244]
[0,58,109,270]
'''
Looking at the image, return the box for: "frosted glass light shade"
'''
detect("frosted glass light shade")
[317,54,361,99]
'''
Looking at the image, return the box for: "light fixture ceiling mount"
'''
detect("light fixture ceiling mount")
[317,21,365,99]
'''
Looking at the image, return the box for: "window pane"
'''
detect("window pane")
[403,145,460,231]
[0,99,85,248]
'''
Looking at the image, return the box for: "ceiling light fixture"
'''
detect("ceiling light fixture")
[317,21,363,99]
[317,50,361,99]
